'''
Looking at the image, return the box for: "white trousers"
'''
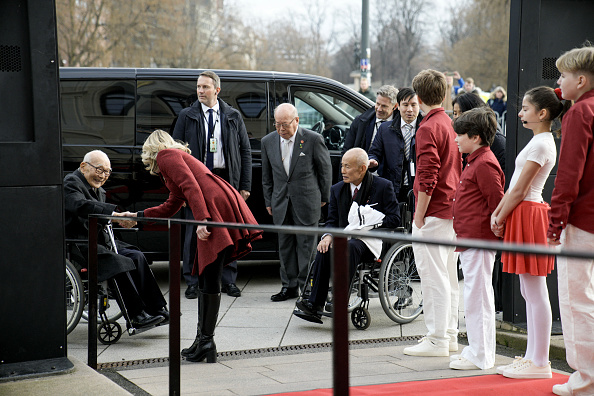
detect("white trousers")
[558,224,594,395]
[412,217,459,347]
[459,249,496,369]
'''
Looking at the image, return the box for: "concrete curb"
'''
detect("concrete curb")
[496,320,566,361]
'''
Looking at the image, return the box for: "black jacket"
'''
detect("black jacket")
[491,130,506,173]
[172,98,252,192]
[368,113,424,195]
[342,107,376,154]
[64,169,136,282]
[327,173,400,230]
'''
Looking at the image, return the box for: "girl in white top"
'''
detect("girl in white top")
[491,86,568,380]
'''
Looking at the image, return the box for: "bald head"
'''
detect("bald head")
[341,148,368,185]
[80,150,111,189]
[274,103,299,139]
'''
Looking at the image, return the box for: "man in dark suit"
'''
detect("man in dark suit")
[342,85,399,154]
[64,150,167,329]
[261,103,332,301]
[294,148,400,323]
[172,70,251,299]
[369,87,424,203]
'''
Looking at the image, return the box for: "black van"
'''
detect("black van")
[60,68,373,261]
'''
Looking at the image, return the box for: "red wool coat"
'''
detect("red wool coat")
[143,149,262,275]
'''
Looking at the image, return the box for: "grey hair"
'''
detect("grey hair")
[82,150,108,164]
[274,103,299,118]
[376,85,399,105]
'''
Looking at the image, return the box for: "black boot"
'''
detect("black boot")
[186,292,220,363]
[181,290,202,357]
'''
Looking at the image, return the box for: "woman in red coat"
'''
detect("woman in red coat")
[136,129,262,363]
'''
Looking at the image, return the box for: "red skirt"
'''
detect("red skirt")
[502,201,555,276]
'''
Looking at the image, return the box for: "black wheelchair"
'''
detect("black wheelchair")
[294,191,422,330]
[65,222,154,344]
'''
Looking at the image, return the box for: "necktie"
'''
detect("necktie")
[371,119,385,146]
[403,123,413,161]
[353,187,359,200]
[282,139,291,175]
[206,109,214,170]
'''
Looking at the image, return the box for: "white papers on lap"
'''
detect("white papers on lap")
[344,202,385,258]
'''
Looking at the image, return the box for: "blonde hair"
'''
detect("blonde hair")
[412,69,447,106]
[556,45,594,75]
[490,86,507,101]
[142,130,190,175]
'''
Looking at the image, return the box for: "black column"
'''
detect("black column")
[0,0,71,375]
[504,0,594,326]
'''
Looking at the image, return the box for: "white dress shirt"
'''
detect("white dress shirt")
[201,102,225,169]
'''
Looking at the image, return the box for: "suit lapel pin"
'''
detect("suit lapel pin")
[300,140,304,149]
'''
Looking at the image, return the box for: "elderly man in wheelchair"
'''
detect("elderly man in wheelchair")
[293,148,401,324]
[64,150,169,335]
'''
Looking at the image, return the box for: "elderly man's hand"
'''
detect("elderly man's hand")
[317,235,332,253]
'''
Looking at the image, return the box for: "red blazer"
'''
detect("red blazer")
[143,149,262,275]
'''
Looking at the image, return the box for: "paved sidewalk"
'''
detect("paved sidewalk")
[2,261,571,395]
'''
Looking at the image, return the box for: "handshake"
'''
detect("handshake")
[113,211,137,228]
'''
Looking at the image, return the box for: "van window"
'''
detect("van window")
[136,79,267,147]
[292,88,363,152]
[61,80,135,146]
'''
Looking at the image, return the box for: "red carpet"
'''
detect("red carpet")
[271,373,569,395]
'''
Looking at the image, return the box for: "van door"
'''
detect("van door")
[60,78,137,246]
[272,83,370,184]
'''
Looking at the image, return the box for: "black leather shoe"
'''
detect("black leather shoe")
[185,284,199,299]
[294,299,323,324]
[151,307,170,326]
[130,311,164,329]
[221,283,241,297]
[271,286,298,302]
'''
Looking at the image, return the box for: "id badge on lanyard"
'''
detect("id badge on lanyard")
[209,138,218,153]
[409,160,415,177]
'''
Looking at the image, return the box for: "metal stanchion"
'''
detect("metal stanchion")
[169,223,181,396]
[332,237,349,395]
[87,217,98,370]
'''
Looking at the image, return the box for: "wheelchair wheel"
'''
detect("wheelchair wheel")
[347,273,363,313]
[66,260,84,334]
[98,321,122,345]
[379,242,423,324]
[351,307,371,330]
[82,283,123,323]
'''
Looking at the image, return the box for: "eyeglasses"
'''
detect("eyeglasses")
[274,117,297,129]
[85,162,112,176]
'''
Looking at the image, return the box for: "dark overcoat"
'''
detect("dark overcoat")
[64,170,136,282]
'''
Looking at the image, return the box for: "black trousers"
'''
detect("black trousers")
[114,246,167,316]
[198,248,229,294]
[308,238,374,307]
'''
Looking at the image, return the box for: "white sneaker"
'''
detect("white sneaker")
[450,357,481,370]
[496,356,524,375]
[450,335,458,352]
[502,359,552,379]
[450,354,461,362]
[403,337,449,357]
[552,383,571,396]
